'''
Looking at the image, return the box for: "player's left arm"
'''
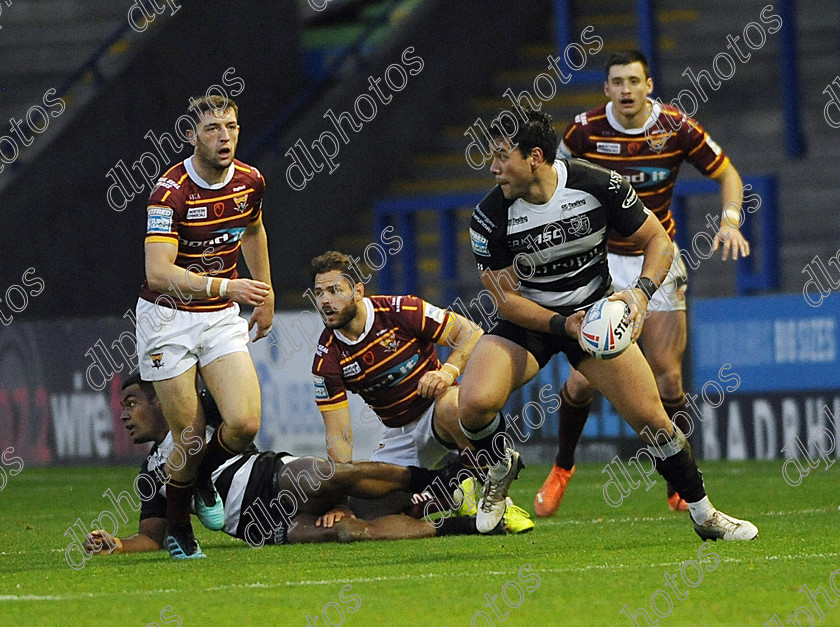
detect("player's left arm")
[84,517,166,554]
[239,217,274,341]
[710,162,751,260]
[418,312,484,399]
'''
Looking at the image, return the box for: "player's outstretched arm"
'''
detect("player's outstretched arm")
[710,163,750,260]
[239,219,274,340]
[83,517,166,554]
[321,406,353,463]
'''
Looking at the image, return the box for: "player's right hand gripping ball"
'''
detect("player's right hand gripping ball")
[579,298,632,359]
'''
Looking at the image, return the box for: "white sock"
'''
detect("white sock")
[687,496,715,523]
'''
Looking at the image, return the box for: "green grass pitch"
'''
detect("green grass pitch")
[1,460,837,626]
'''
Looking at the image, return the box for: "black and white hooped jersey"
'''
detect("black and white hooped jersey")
[470,158,650,313]
[138,391,293,546]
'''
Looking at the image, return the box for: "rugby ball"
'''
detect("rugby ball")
[579,298,633,359]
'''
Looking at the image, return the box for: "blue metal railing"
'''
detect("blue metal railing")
[554,0,804,157]
[373,175,779,300]
[553,0,659,87]
[241,0,403,162]
[670,176,780,293]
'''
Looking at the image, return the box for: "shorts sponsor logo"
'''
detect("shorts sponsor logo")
[596,141,621,154]
[342,362,362,377]
[470,228,490,257]
[186,207,207,220]
[147,206,173,233]
[313,376,328,400]
[150,352,164,369]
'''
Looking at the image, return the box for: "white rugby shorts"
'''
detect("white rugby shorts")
[370,402,457,469]
[608,241,688,313]
[136,298,250,380]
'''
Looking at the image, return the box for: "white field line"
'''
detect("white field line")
[3,550,840,602]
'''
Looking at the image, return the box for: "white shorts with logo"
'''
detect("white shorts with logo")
[136,298,250,381]
[608,241,688,313]
[369,403,457,469]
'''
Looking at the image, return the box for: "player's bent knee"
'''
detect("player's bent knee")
[654,369,683,399]
[565,371,594,403]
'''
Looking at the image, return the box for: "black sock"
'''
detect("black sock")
[406,466,438,494]
[166,479,195,527]
[555,384,592,469]
[654,440,706,503]
[436,515,480,536]
[460,413,509,467]
[662,395,689,497]
[198,424,237,481]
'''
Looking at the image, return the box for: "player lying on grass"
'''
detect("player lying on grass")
[84,375,523,555]
[309,250,532,532]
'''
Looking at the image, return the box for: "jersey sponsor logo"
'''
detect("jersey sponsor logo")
[180,227,246,248]
[532,246,600,277]
[232,185,247,192]
[361,354,421,394]
[363,351,376,365]
[186,207,207,220]
[473,207,496,230]
[342,362,362,377]
[560,198,588,213]
[621,167,670,188]
[470,228,491,257]
[313,376,329,400]
[596,141,621,155]
[234,194,248,212]
[622,187,639,209]
[214,202,225,217]
[575,112,588,126]
[147,206,173,233]
[378,330,400,352]
[507,216,529,226]
[705,135,722,155]
[316,344,329,357]
[423,302,446,325]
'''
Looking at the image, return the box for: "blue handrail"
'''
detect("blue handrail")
[778,0,805,157]
[669,176,780,293]
[373,176,780,300]
[241,0,403,162]
[552,0,659,87]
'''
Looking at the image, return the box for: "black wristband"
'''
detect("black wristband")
[549,314,567,336]
[634,276,658,301]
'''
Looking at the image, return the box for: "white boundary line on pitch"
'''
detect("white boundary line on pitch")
[2,506,836,558]
[3,551,840,602]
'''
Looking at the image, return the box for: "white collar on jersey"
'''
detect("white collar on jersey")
[515,160,569,211]
[333,297,375,345]
[605,99,662,136]
[184,155,235,189]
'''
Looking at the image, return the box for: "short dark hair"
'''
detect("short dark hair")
[188,94,239,122]
[310,250,362,285]
[121,373,155,399]
[605,50,650,79]
[490,107,558,163]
